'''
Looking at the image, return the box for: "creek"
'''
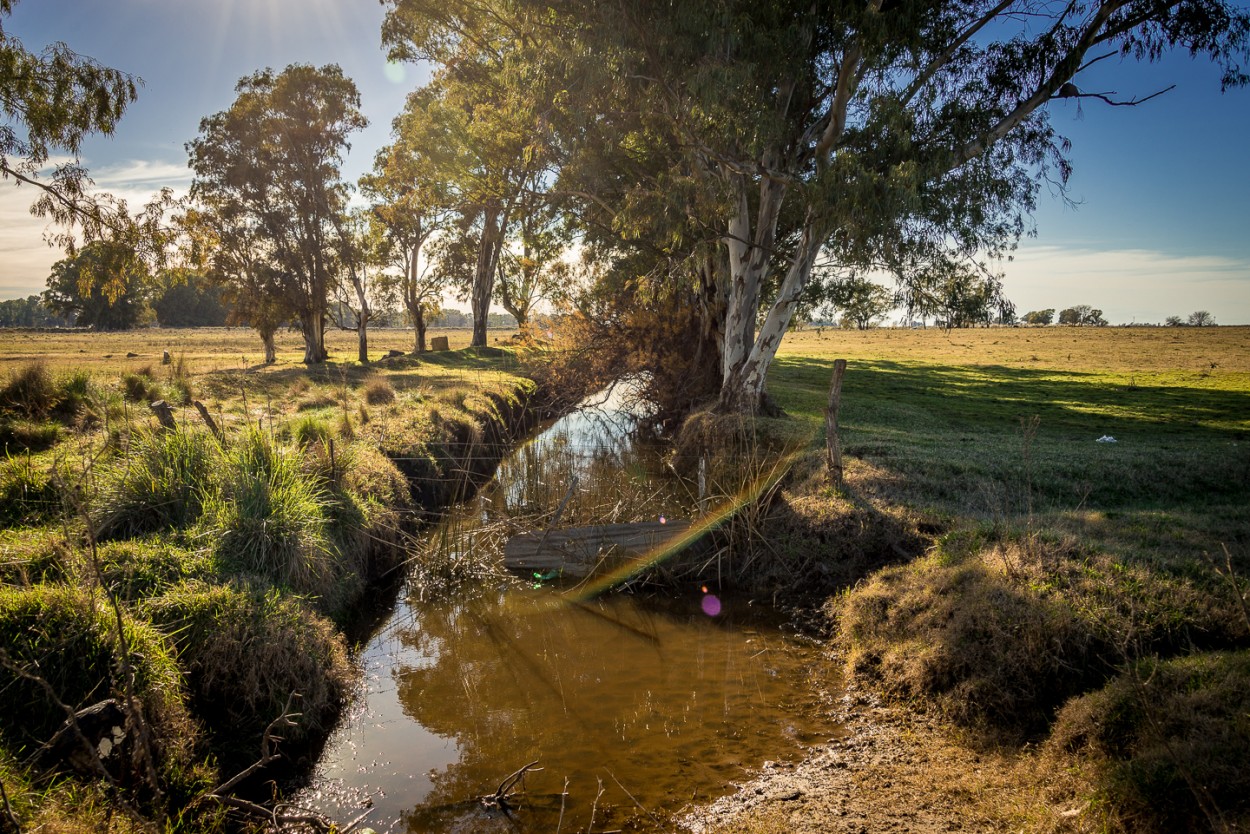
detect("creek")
[299,382,838,832]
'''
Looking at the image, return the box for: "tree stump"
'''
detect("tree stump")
[825,359,847,488]
[149,400,177,430]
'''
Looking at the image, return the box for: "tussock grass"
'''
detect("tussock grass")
[0,585,191,756]
[93,428,217,540]
[0,527,73,586]
[0,362,59,417]
[205,430,335,600]
[119,368,160,404]
[363,376,396,405]
[141,581,353,765]
[1050,650,1250,832]
[92,538,216,602]
[0,453,65,527]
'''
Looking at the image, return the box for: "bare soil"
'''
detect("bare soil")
[681,679,1088,834]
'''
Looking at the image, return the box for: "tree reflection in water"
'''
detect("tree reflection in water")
[300,380,837,832]
[391,588,834,832]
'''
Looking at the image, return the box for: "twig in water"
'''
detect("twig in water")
[587,777,604,833]
[555,777,569,834]
[606,769,661,826]
[480,760,543,813]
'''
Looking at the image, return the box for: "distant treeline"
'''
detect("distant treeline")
[0,285,516,331]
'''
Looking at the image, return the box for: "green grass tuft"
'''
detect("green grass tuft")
[205,430,335,598]
[93,428,218,540]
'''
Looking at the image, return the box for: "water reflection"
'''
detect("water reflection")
[300,382,837,832]
[310,589,834,833]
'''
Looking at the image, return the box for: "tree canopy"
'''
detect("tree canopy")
[187,64,367,363]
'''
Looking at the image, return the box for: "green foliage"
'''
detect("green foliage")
[187,63,367,364]
[0,0,138,218]
[151,273,227,327]
[1022,308,1055,326]
[1059,305,1108,326]
[205,430,336,598]
[0,295,71,327]
[93,428,217,540]
[42,241,153,331]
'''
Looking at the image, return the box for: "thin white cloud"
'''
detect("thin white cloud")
[1002,245,1250,324]
[0,155,191,297]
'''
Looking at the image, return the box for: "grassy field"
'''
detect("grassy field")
[0,325,536,833]
[744,325,1250,834]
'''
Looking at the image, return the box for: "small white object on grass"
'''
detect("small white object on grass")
[1096,435,1117,443]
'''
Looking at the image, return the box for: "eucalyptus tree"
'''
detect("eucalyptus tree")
[361,97,455,353]
[188,64,367,364]
[533,0,1249,414]
[382,0,563,347]
[1,0,137,235]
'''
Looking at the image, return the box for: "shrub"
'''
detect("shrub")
[0,585,191,760]
[93,429,218,540]
[362,377,396,405]
[141,581,353,766]
[205,431,335,599]
[1050,651,1250,832]
[0,363,58,418]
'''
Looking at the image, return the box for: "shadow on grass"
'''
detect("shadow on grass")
[769,356,1250,515]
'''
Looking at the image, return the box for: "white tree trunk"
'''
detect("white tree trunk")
[720,169,787,385]
[718,214,823,414]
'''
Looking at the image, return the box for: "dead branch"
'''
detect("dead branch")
[480,760,543,813]
[1053,82,1176,106]
[195,693,301,803]
[0,777,20,834]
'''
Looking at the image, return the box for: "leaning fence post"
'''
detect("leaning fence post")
[825,359,847,488]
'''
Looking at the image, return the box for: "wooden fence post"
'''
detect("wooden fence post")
[149,400,177,431]
[825,359,847,488]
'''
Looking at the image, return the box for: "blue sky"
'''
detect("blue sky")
[2,0,1248,323]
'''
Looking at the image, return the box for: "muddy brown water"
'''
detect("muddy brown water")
[300,383,839,832]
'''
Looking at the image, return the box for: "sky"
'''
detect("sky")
[2,0,1249,324]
